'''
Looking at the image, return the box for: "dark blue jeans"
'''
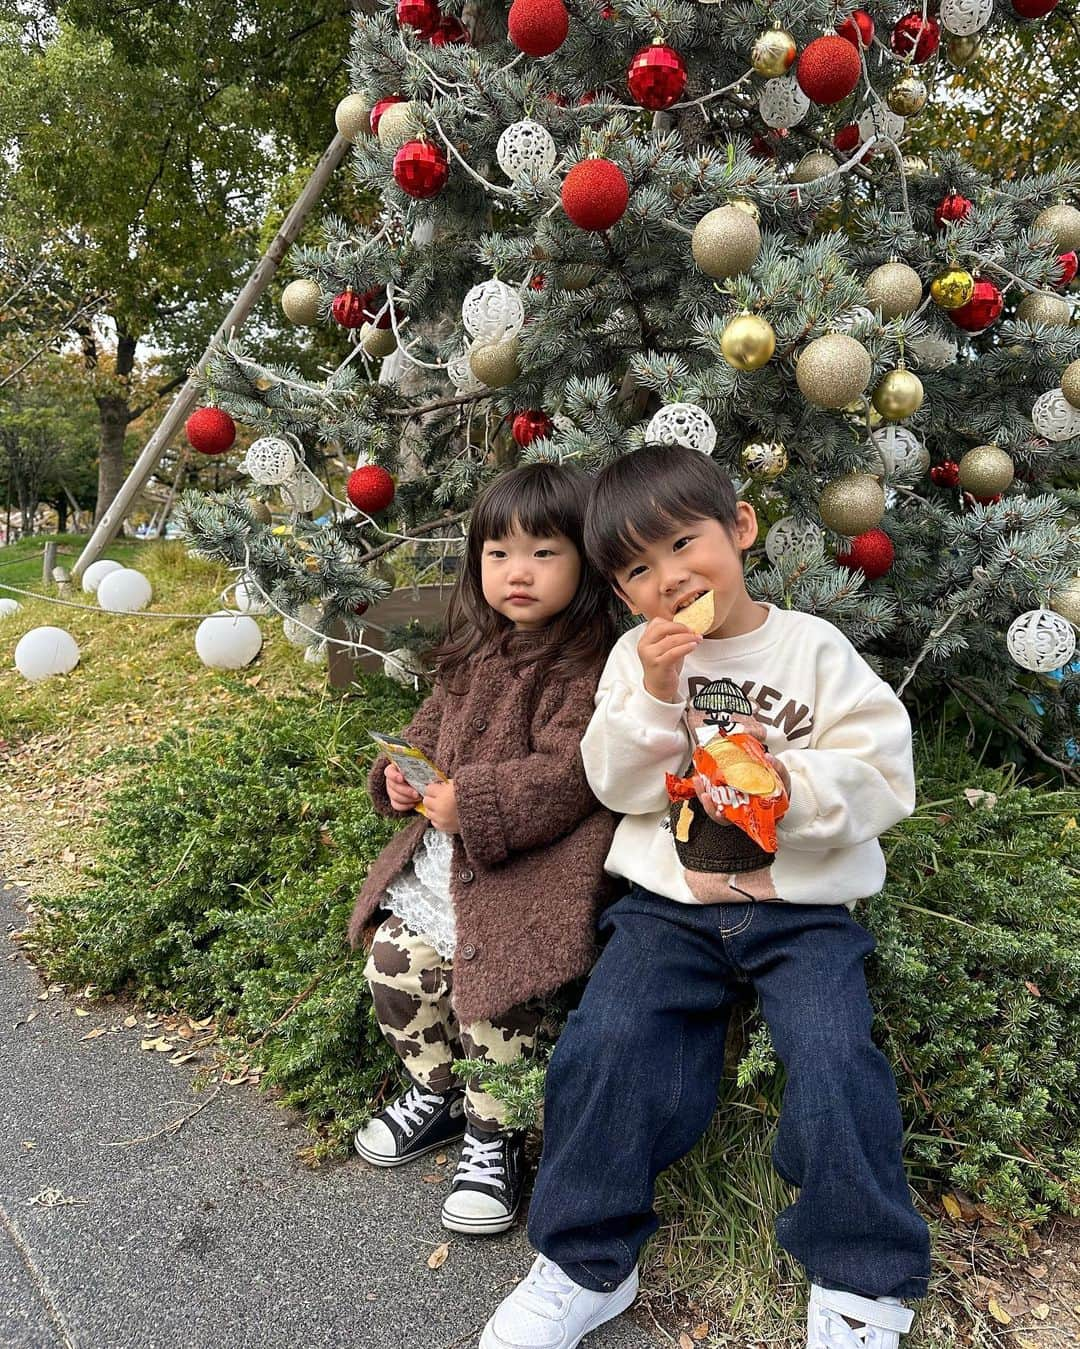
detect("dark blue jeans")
[528,885,931,1301]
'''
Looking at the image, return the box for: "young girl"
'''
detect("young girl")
[348,462,619,1236]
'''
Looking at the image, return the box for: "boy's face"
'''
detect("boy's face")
[610,506,759,633]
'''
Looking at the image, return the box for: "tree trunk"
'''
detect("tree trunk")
[93,330,138,523]
[56,495,68,533]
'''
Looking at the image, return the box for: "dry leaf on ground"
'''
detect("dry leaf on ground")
[427,1242,450,1270]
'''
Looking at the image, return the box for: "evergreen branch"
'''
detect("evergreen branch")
[949,680,1080,784]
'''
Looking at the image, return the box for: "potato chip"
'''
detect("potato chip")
[676,590,715,635]
[724,761,779,796]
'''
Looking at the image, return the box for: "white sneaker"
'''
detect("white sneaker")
[808,1283,914,1349]
[480,1254,638,1349]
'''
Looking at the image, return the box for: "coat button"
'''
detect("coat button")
[460,943,477,960]
[458,868,474,883]
[473,717,487,731]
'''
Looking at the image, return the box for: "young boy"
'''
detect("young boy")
[480,443,930,1349]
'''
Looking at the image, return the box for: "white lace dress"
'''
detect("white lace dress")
[383,826,457,958]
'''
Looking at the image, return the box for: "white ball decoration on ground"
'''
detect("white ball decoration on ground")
[195,612,263,670]
[233,577,271,615]
[1031,389,1080,442]
[765,516,824,565]
[872,426,929,476]
[940,0,993,35]
[243,436,297,485]
[496,119,557,181]
[645,403,717,455]
[97,568,153,613]
[908,333,958,371]
[0,597,23,619]
[858,104,905,144]
[758,75,810,129]
[384,647,425,685]
[14,626,80,682]
[282,603,323,647]
[461,279,525,344]
[280,472,325,514]
[1007,608,1077,673]
[81,559,123,594]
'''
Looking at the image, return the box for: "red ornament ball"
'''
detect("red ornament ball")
[347,465,396,515]
[930,461,960,488]
[1054,251,1078,287]
[396,0,440,35]
[949,278,1004,332]
[511,410,554,446]
[834,123,862,154]
[836,9,874,47]
[369,96,404,135]
[508,0,569,56]
[393,140,449,198]
[185,406,236,456]
[1011,0,1059,16]
[627,44,687,111]
[430,15,470,43]
[836,529,895,580]
[934,192,973,229]
[890,12,940,61]
[530,273,546,290]
[561,158,629,231]
[332,289,370,328]
[354,600,370,616]
[796,35,862,105]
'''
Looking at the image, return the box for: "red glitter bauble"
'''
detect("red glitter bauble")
[561,158,629,231]
[369,96,405,135]
[396,0,440,35]
[890,12,940,61]
[508,0,569,56]
[511,410,554,446]
[1054,251,1078,287]
[796,35,862,105]
[347,465,396,514]
[835,528,895,580]
[332,289,369,328]
[430,15,470,43]
[749,129,786,160]
[600,3,615,15]
[949,278,1004,332]
[578,91,598,105]
[354,601,370,616]
[934,192,973,228]
[930,461,960,488]
[392,140,449,198]
[627,43,688,111]
[1011,0,1059,16]
[185,406,236,456]
[835,9,874,47]
[834,123,861,154]
[530,273,546,290]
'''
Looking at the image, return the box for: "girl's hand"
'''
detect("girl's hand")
[384,762,422,812]
[638,618,703,703]
[422,780,460,834]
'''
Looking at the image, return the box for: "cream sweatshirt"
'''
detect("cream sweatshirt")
[581,602,916,907]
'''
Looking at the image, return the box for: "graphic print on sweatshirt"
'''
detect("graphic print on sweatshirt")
[662,676,814,903]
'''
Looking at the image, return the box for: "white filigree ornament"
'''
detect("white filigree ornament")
[461,279,525,343]
[758,75,810,130]
[282,602,323,648]
[244,436,297,485]
[940,0,993,36]
[496,119,557,181]
[858,104,906,145]
[280,471,325,514]
[447,347,485,393]
[1007,608,1077,673]
[645,402,717,455]
[1032,388,1080,443]
[872,425,928,476]
[908,332,958,371]
[884,486,899,510]
[765,516,824,565]
[384,646,425,685]
[837,306,878,334]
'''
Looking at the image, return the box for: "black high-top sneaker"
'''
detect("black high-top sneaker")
[354,1077,466,1167]
[441,1125,525,1234]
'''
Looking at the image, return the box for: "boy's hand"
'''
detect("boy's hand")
[423,780,460,834]
[638,618,703,703]
[384,762,422,812]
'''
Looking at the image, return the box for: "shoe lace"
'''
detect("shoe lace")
[517,1256,577,1318]
[386,1084,444,1135]
[455,1132,506,1185]
[817,1307,870,1348]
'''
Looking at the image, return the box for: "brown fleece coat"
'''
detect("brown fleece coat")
[348,642,617,1024]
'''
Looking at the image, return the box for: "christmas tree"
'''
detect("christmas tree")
[177,0,1080,770]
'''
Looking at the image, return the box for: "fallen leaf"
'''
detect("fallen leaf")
[74,1008,89,1018]
[1016,1337,1039,1349]
[427,1242,450,1270]
[123,1015,138,1029]
[421,1173,445,1184]
[1031,1303,1050,1321]
[1026,1264,1048,1279]
[1025,981,1042,998]
[435,1154,448,1165]
[81,1026,107,1040]
[679,1334,695,1349]
[942,1193,963,1221]
[692,1327,710,1342]
[987,1296,1012,1326]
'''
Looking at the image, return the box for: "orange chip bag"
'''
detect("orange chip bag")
[666,731,789,855]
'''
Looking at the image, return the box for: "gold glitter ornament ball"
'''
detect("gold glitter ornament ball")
[377,100,420,148]
[1034,203,1080,253]
[691,206,762,279]
[1062,359,1080,409]
[887,74,928,117]
[720,314,776,371]
[957,444,1014,496]
[752,27,797,77]
[1017,291,1072,326]
[947,34,981,66]
[1051,576,1080,628]
[469,337,521,388]
[930,267,975,309]
[360,322,397,358]
[872,368,924,421]
[792,152,838,184]
[741,441,788,479]
[335,93,372,142]
[796,334,873,408]
[865,262,923,320]
[819,474,886,536]
[729,197,761,221]
[281,278,322,326]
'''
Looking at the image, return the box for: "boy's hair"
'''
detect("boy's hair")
[432,461,619,686]
[584,442,740,580]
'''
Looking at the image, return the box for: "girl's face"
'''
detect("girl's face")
[480,524,582,630]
